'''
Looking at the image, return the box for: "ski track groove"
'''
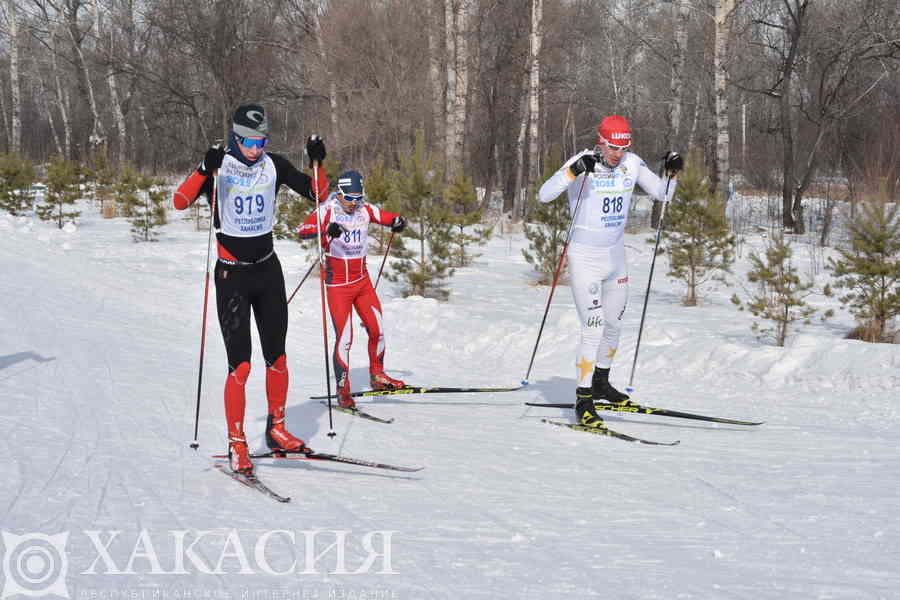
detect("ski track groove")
[2,433,27,523]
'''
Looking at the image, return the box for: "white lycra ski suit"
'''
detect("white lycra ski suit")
[538,150,677,387]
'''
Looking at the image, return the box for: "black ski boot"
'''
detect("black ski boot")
[575,387,605,428]
[592,367,632,406]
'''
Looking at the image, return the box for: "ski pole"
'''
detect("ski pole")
[373,231,395,290]
[521,167,591,386]
[626,172,673,393]
[312,162,337,438]
[190,172,217,450]
[287,259,317,305]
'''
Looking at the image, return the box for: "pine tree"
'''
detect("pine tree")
[86,150,118,218]
[385,131,455,299]
[522,147,570,285]
[661,151,735,305]
[36,155,81,228]
[733,234,817,346]
[444,172,490,267]
[119,166,167,242]
[0,152,35,215]
[365,157,401,255]
[274,187,314,242]
[827,200,900,343]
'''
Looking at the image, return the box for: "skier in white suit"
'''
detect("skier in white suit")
[538,114,683,428]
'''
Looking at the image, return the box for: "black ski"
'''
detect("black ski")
[212,451,423,473]
[526,401,763,426]
[320,401,394,423]
[214,463,291,503]
[542,419,680,446]
[310,385,522,400]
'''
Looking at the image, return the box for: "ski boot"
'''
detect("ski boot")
[337,376,356,409]
[371,371,405,391]
[575,387,605,428]
[265,414,307,454]
[592,367,632,406]
[228,435,254,475]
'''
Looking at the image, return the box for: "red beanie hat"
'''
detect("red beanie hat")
[597,115,632,148]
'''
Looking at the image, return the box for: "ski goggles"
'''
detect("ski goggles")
[236,135,268,149]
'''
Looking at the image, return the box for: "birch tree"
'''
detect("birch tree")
[526,0,543,203]
[713,0,736,203]
[5,0,21,153]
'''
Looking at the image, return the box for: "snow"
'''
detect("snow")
[1,200,898,600]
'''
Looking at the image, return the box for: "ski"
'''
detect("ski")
[212,451,423,473]
[526,401,763,426]
[310,385,522,400]
[320,401,394,424]
[213,463,291,503]
[541,419,680,446]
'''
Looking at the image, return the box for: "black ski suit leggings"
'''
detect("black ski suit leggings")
[214,254,288,371]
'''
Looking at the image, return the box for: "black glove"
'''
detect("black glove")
[197,145,224,176]
[663,151,684,176]
[306,135,327,166]
[569,153,597,177]
[326,222,344,239]
[390,216,406,233]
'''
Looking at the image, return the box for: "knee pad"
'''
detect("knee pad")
[230,361,251,386]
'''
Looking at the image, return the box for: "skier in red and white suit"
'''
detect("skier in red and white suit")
[298,170,408,409]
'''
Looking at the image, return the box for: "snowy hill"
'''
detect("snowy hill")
[1,203,897,599]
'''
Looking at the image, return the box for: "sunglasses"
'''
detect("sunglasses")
[236,135,268,149]
[605,142,630,152]
[340,193,364,204]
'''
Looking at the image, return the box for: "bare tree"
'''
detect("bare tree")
[734,0,900,233]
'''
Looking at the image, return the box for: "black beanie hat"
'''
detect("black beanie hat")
[232,104,269,138]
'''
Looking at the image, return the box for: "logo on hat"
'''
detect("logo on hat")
[337,171,365,196]
[246,110,264,125]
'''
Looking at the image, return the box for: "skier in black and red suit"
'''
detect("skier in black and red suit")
[173,103,327,475]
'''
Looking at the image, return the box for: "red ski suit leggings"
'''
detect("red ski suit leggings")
[327,276,385,387]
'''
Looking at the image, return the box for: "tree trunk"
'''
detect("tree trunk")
[451,0,470,179]
[778,1,809,234]
[66,6,105,152]
[38,76,63,156]
[713,0,735,205]
[444,0,458,176]
[427,0,444,153]
[50,49,73,159]
[98,1,129,165]
[512,71,529,220]
[655,0,689,228]
[313,7,339,149]
[526,0,543,203]
[669,0,689,147]
[6,0,21,153]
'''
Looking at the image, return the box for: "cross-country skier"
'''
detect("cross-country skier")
[538,115,683,429]
[172,103,328,475]
[298,170,407,409]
